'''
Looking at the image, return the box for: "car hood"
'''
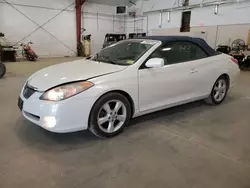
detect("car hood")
[28,59,126,91]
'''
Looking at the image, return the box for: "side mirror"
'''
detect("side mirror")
[145,58,165,68]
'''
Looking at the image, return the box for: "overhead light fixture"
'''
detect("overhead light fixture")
[159,11,162,28]
[214,4,219,14]
[167,12,170,22]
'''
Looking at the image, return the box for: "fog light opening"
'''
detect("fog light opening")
[43,116,56,128]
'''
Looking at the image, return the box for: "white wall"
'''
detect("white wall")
[133,0,246,12]
[0,0,77,57]
[125,16,147,34]
[82,2,125,53]
[191,2,250,26]
[2,0,249,57]
[136,0,250,29]
[132,0,250,48]
[0,0,128,57]
[134,0,175,12]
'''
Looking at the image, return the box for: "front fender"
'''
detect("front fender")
[86,70,139,115]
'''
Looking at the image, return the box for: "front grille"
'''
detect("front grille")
[23,84,36,99]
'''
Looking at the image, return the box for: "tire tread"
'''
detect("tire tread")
[88,92,131,138]
[205,75,228,105]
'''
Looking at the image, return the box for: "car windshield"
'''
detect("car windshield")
[91,40,155,66]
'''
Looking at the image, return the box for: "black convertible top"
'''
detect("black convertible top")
[139,36,218,56]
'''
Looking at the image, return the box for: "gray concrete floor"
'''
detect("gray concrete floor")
[1,58,250,188]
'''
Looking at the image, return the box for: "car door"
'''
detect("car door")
[138,41,209,112]
[171,41,212,98]
[186,44,214,97]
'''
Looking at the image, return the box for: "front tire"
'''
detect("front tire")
[89,92,132,138]
[205,76,229,105]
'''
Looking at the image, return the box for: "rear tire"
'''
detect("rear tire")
[89,92,132,138]
[205,76,229,105]
[0,62,6,79]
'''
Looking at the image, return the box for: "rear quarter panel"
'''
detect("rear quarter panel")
[206,53,240,91]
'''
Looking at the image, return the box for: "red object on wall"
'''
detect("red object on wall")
[76,0,85,43]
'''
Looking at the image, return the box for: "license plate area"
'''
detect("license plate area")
[18,97,23,110]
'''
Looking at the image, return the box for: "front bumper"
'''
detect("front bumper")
[18,88,96,133]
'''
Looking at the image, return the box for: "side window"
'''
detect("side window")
[149,49,163,59]
[148,48,168,65]
[161,41,208,64]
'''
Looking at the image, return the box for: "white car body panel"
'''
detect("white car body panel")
[139,60,202,112]
[28,59,127,91]
[19,40,240,133]
[20,91,96,133]
[138,53,240,116]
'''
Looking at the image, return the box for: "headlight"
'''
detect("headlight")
[40,81,94,101]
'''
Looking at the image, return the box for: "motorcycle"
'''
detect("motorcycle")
[0,61,6,78]
[20,42,38,61]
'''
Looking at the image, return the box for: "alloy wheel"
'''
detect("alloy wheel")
[213,79,227,102]
[97,100,127,133]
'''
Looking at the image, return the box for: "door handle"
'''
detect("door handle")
[190,69,198,73]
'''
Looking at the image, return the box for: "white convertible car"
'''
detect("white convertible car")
[18,36,240,138]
